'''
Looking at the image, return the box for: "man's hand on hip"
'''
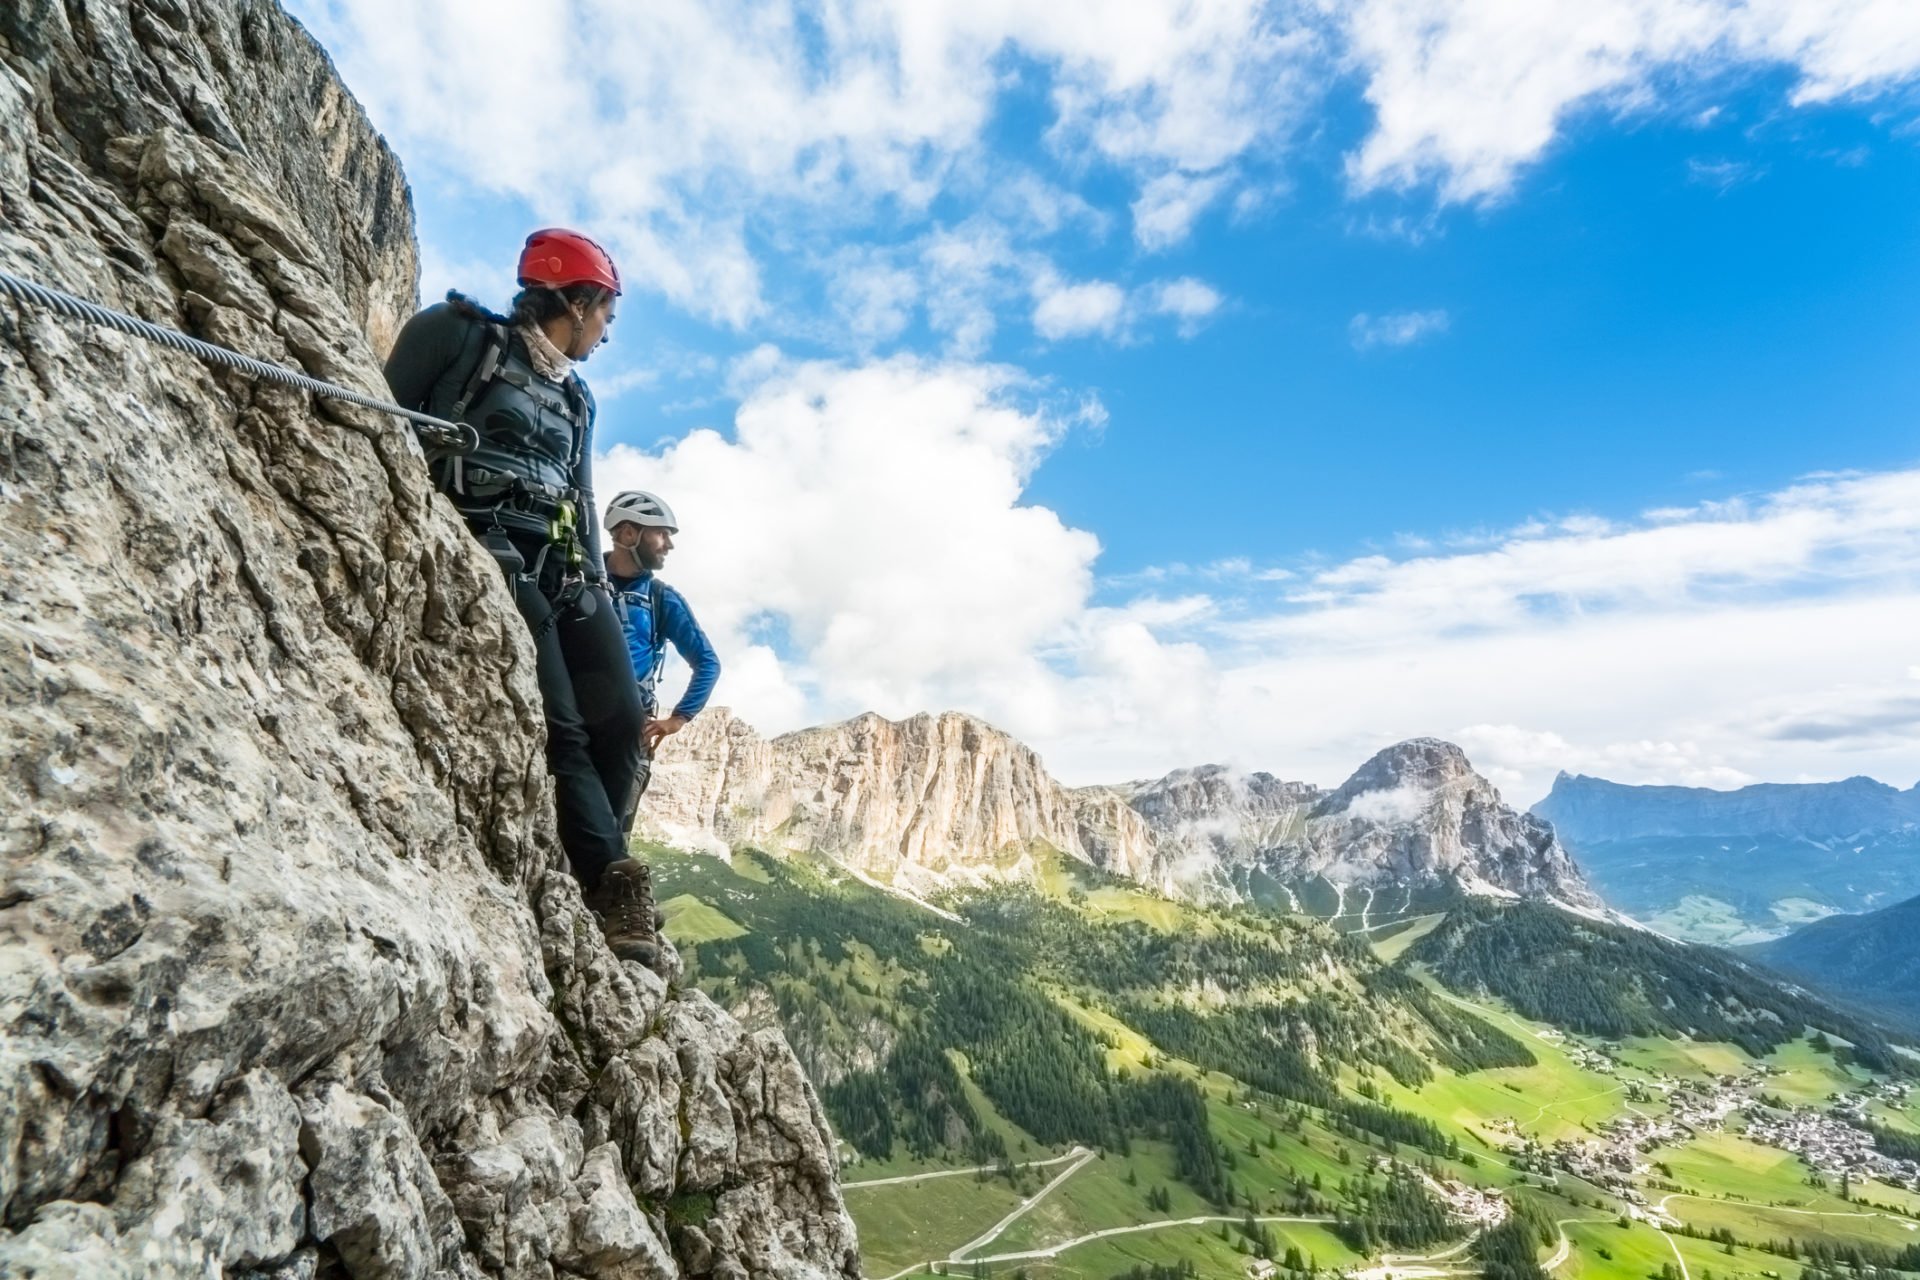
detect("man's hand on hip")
[642,714,690,753]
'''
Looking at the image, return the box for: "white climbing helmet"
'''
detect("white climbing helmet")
[605,489,678,533]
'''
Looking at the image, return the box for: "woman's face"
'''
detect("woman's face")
[571,293,617,359]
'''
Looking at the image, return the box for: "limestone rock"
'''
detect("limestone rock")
[1104,764,1320,890]
[641,709,1160,894]
[0,2,858,1276]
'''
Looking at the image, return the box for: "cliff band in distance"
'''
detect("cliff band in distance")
[0,2,858,1277]
[640,711,1598,912]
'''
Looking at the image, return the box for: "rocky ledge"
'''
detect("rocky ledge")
[0,2,858,1277]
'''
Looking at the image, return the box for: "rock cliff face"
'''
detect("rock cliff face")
[0,4,856,1278]
[640,710,1161,895]
[644,714,1595,910]
[1109,766,1319,885]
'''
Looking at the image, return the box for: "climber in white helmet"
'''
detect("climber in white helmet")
[603,489,721,828]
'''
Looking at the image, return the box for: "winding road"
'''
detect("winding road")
[968,1214,1339,1265]
[843,1148,1087,1190]
[1546,1218,1614,1273]
[949,1146,1098,1260]
[1656,1190,1917,1228]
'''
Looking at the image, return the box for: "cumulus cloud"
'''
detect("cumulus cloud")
[1454,725,1759,793]
[812,227,1219,352]
[1236,470,1920,652]
[596,353,1102,725]
[1032,276,1130,341]
[1147,278,1226,336]
[1131,172,1231,250]
[1350,309,1451,349]
[297,0,1920,342]
[1027,273,1224,343]
[1339,0,1920,201]
[1345,783,1433,825]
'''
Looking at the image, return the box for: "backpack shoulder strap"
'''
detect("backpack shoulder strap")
[449,321,509,421]
[561,373,593,471]
[638,578,671,687]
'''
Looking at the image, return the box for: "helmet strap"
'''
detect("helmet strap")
[564,301,588,359]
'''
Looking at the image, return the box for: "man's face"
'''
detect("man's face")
[635,525,674,572]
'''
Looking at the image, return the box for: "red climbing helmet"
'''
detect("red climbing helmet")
[517,228,621,296]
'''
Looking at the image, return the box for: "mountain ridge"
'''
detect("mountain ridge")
[1534,771,1920,841]
[641,708,1598,910]
[1528,770,1920,943]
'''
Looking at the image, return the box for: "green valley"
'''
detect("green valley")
[648,844,1920,1280]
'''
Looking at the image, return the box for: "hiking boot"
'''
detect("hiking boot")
[586,859,659,964]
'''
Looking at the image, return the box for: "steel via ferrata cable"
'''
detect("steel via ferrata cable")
[0,267,478,456]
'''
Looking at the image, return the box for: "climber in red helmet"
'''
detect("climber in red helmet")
[383,229,662,967]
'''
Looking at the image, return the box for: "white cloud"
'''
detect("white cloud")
[1339,0,1920,201]
[1239,471,1920,651]
[298,0,1920,345]
[1346,783,1434,824]
[1023,272,1222,343]
[596,354,1101,727]
[1687,156,1768,189]
[1131,172,1230,250]
[415,244,515,314]
[587,366,663,401]
[1454,724,1758,792]
[1032,276,1129,341]
[297,0,1315,326]
[1147,278,1226,337]
[1350,309,1451,349]
[828,256,924,349]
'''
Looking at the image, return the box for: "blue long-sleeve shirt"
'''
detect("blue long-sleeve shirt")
[608,572,720,720]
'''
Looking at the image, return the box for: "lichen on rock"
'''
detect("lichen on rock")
[0,2,858,1276]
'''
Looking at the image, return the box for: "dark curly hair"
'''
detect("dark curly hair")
[509,282,610,329]
[445,285,609,330]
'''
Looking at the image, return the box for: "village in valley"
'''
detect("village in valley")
[1483,1039,1919,1229]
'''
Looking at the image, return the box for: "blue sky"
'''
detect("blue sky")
[294,0,1920,800]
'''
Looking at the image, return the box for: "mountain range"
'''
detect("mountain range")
[1533,772,1920,943]
[640,708,1599,916]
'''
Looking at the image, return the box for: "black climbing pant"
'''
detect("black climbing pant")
[496,530,644,892]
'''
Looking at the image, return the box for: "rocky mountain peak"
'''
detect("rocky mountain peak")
[1322,737,1481,813]
[0,4,856,1275]
[1295,740,1597,906]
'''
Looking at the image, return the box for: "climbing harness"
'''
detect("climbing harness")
[0,268,479,456]
[428,313,591,573]
[548,498,584,571]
